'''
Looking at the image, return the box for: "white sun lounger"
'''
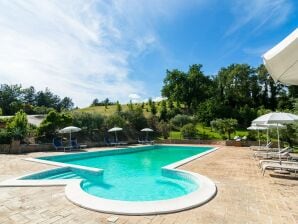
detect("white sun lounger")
[261,161,298,176]
[250,142,272,151]
[253,147,291,159]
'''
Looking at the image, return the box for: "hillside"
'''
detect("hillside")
[77,103,161,117]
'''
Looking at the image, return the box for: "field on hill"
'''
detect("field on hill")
[78,103,162,117]
[77,104,250,140]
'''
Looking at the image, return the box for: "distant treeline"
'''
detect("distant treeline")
[0,84,74,115]
[161,63,298,127]
[90,98,116,107]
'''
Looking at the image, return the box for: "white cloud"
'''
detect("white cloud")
[226,0,293,36]
[0,0,197,107]
[153,96,167,102]
[129,94,141,99]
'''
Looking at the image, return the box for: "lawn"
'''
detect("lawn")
[78,104,154,117]
[168,124,249,140]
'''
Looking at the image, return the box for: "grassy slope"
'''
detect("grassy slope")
[78,104,249,140]
[78,104,160,117]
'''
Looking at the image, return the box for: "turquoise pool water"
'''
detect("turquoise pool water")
[36,145,213,201]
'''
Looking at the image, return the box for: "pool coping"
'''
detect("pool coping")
[0,144,219,215]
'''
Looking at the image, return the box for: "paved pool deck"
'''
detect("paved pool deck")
[0,146,297,224]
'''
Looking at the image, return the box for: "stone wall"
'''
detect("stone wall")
[156,139,226,145]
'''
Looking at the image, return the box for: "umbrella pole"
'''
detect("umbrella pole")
[115,131,118,143]
[258,130,260,148]
[69,132,72,146]
[266,128,269,145]
[146,131,148,141]
[277,124,281,162]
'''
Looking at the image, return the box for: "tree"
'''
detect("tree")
[104,98,110,109]
[37,110,72,139]
[170,114,193,129]
[158,121,170,139]
[116,101,122,113]
[159,100,168,121]
[120,109,147,131]
[211,118,238,139]
[72,112,104,135]
[216,64,254,108]
[150,101,157,115]
[256,65,285,110]
[22,86,36,105]
[58,97,74,111]
[161,64,213,112]
[181,123,198,139]
[0,84,23,115]
[7,110,28,140]
[196,98,223,125]
[36,88,60,109]
[128,100,134,111]
[288,86,298,98]
[105,113,126,128]
[91,98,99,106]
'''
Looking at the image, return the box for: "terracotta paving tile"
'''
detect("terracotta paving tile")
[0,146,297,224]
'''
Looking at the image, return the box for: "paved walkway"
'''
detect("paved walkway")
[0,146,297,224]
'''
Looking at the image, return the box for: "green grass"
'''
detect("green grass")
[169,124,249,140]
[78,104,153,117]
[78,104,251,140]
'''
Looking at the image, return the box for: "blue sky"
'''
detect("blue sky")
[0,0,297,107]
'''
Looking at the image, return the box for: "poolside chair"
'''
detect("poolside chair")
[118,141,128,146]
[52,138,72,152]
[258,159,297,169]
[261,161,298,176]
[138,137,145,144]
[254,147,292,160]
[250,142,272,151]
[104,137,120,146]
[144,137,155,145]
[71,138,87,149]
[104,137,112,146]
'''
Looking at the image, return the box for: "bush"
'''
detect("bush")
[72,112,104,134]
[7,110,29,140]
[158,121,170,139]
[0,129,11,144]
[37,110,72,139]
[170,114,193,129]
[181,123,198,139]
[211,118,238,140]
[105,113,126,129]
[119,109,147,131]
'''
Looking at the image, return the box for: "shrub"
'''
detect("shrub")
[37,110,72,139]
[119,109,147,131]
[170,114,193,129]
[158,121,170,139]
[0,129,11,144]
[211,118,238,140]
[7,110,28,140]
[181,123,198,139]
[72,112,104,134]
[105,113,126,129]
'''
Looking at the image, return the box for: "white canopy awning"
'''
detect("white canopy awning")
[263,28,298,85]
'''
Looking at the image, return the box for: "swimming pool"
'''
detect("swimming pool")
[0,145,217,214]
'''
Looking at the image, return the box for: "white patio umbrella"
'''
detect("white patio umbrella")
[247,124,267,148]
[108,127,123,142]
[141,128,154,140]
[257,123,286,145]
[263,28,298,85]
[59,126,81,145]
[252,112,298,161]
